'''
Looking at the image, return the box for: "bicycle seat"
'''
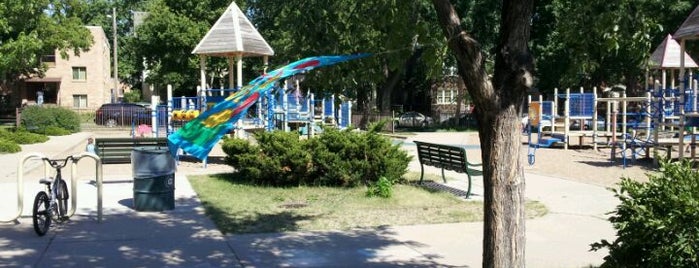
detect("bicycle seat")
[39,177,54,185]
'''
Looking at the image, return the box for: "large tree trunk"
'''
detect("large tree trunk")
[431,0,534,267]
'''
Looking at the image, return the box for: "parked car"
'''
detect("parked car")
[395,111,433,128]
[94,103,152,127]
[571,116,606,131]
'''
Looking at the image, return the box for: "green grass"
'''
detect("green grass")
[189,172,547,234]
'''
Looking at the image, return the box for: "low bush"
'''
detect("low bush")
[366,176,393,198]
[21,106,80,134]
[592,159,699,267]
[0,128,48,144]
[33,126,71,136]
[0,138,21,153]
[221,121,411,187]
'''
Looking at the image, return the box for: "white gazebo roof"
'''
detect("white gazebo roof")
[675,5,699,40]
[192,1,274,57]
[649,34,698,69]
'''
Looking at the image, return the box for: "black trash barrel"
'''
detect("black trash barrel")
[131,147,176,211]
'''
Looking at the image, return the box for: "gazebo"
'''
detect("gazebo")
[648,34,698,89]
[665,4,699,158]
[192,1,274,91]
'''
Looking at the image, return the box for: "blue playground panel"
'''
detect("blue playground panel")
[541,101,554,116]
[568,93,594,117]
[339,102,351,128]
[323,97,334,116]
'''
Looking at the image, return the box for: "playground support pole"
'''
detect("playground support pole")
[622,92,627,136]
[537,95,543,145]
[309,93,315,138]
[593,88,598,150]
[553,88,559,133]
[151,95,158,137]
[564,88,570,150]
[167,85,173,135]
[679,38,686,159]
[283,81,289,132]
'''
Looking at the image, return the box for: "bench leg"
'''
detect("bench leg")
[419,164,425,184]
[466,173,473,198]
[441,168,447,183]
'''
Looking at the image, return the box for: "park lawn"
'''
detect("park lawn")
[189,172,547,234]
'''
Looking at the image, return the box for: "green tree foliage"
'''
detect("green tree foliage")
[0,0,93,83]
[127,0,232,96]
[592,159,699,267]
[248,0,446,112]
[533,0,696,93]
[122,90,141,103]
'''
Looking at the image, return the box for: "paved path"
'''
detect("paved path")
[0,131,617,267]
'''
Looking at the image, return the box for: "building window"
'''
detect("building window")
[73,94,87,108]
[437,88,455,105]
[72,67,87,81]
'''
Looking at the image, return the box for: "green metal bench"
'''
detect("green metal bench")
[94,137,168,164]
[414,140,483,198]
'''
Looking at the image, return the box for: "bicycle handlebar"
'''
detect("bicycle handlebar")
[41,155,75,169]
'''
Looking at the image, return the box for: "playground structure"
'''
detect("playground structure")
[165,85,353,136]
[526,27,699,166]
[528,87,633,150]
[526,75,699,166]
[527,86,655,165]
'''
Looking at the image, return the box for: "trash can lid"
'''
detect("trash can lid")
[133,147,169,154]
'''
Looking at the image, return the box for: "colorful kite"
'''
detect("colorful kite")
[167,53,371,160]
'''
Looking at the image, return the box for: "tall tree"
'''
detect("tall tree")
[248,0,445,113]
[533,0,696,93]
[0,0,93,85]
[431,0,533,267]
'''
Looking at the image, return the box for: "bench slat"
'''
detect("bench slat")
[95,137,168,164]
[413,140,482,198]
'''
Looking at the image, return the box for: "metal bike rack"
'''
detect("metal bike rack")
[70,152,104,223]
[1,152,104,224]
[1,153,50,223]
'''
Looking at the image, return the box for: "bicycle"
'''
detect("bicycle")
[32,156,74,236]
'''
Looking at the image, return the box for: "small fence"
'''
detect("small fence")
[351,113,395,131]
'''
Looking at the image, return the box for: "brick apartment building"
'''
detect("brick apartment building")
[14,26,116,110]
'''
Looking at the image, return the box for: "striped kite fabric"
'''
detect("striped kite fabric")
[167,53,371,160]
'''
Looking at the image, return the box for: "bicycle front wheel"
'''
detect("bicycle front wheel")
[32,191,51,236]
[56,179,69,221]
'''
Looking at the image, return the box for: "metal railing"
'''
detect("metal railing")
[0,152,104,223]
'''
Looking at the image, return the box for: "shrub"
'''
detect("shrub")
[35,126,72,136]
[0,128,48,144]
[0,137,21,153]
[307,122,411,186]
[21,106,80,134]
[221,121,411,187]
[366,176,393,198]
[123,90,142,103]
[222,131,314,186]
[592,159,699,267]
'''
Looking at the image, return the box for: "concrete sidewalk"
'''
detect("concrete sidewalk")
[0,131,617,267]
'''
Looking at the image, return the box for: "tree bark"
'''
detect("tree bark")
[431,0,534,267]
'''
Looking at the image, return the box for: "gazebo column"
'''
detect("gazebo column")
[237,54,243,89]
[199,55,207,92]
[228,56,235,89]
